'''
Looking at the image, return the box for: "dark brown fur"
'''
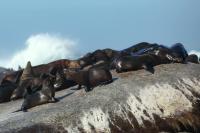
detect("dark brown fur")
[65,68,113,92]
[20,76,58,112]
[10,77,44,100]
[114,55,156,73]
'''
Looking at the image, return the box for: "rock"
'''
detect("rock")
[0,63,200,132]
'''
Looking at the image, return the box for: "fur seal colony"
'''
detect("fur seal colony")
[0,42,199,110]
[0,42,200,132]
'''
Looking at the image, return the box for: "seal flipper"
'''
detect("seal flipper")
[12,107,27,113]
[143,64,155,74]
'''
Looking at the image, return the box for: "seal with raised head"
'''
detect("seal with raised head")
[10,61,35,100]
[65,68,113,92]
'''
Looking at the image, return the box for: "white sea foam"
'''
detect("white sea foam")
[0,33,81,70]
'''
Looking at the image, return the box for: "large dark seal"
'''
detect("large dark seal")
[0,80,17,103]
[19,75,58,112]
[65,68,113,92]
[186,54,199,64]
[113,55,157,73]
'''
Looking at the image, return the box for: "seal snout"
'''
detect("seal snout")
[10,94,18,101]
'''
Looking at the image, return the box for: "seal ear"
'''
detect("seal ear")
[143,64,155,74]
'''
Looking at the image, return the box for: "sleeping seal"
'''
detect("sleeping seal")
[113,55,156,73]
[18,75,58,112]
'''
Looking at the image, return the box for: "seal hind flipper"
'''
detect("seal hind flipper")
[143,64,155,74]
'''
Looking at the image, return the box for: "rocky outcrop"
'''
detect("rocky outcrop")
[0,63,200,132]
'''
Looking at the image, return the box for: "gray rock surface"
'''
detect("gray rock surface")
[0,63,200,133]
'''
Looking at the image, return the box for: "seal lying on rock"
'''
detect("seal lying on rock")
[186,54,199,64]
[0,80,17,103]
[11,62,59,100]
[15,74,58,112]
[65,68,113,92]
[113,55,156,73]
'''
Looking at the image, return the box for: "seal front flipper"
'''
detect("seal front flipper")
[143,64,155,74]
[26,86,33,95]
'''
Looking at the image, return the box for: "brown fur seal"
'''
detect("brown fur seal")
[11,62,58,100]
[15,75,58,112]
[114,55,156,73]
[10,61,36,100]
[65,68,113,92]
